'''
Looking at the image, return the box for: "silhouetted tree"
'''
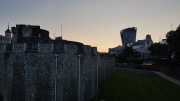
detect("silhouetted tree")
[123,46,134,57]
[148,43,169,58]
[134,51,141,59]
[166,24,180,59]
[117,46,134,62]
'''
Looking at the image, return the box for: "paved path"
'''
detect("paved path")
[116,67,180,86]
[115,67,159,77]
[155,72,180,86]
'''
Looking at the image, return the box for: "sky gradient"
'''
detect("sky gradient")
[1,0,180,52]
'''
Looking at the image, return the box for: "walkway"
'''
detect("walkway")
[155,72,180,86]
[116,67,180,86]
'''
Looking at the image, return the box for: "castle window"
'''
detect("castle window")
[26,43,38,51]
[40,69,44,75]
[28,44,32,50]
[23,70,26,75]
[74,71,76,76]
[58,69,61,75]
[9,70,11,74]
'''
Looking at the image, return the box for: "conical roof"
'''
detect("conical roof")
[5,29,11,33]
[5,23,11,33]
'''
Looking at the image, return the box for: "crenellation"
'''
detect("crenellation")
[77,44,85,54]
[51,43,53,52]
[3,44,6,53]
[65,44,77,54]
[64,44,67,52]
[93,47,97,54]
[53,42,64,53]
[0,44,4,53]
[91,47,97,54]
[84,45,91,54]
[38,43,52,53]
[24,43,26,52]
[13,43,25,53]
[3,44,13,53]
[13,43,14,51]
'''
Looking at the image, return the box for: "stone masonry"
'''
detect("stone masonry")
[0,40,115,101]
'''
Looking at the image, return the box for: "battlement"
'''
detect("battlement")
[91,47,97,54]
[13,43,24,53]
[0,44,4,53]
[53,42,64,53]
[84,45,91,54]
[38,43,52,53]
[0,41,98,54]
[83,45,97,55]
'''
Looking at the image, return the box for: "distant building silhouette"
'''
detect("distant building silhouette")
[160,39,167,45]
[145,34,153,48]
[137,40,145,45]
[0,24,11,44]
[132,34,153,59]
[120,27,137,46]
[108,45,124,56]
[11,24,49,43]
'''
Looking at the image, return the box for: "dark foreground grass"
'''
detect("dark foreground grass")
[92,72,180,101]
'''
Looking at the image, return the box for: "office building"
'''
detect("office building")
[120,27,137,46]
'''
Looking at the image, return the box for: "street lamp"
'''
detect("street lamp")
[78,55,81,101]
[55,55,58,101]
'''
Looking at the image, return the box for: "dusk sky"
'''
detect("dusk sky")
[0,0,180,52]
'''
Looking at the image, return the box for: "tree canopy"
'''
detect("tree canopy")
[148,43,169,58]
[166,24,180,59]
[117,46,133,61]
[117,46,141,62]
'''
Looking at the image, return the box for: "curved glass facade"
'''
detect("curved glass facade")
[120,27,137,46]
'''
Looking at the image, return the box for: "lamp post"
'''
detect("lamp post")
[78,55,81,101]
[55,55,58,101]
[97,58,99,93]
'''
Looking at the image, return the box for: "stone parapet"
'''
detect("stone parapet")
[0,44,4,53]
[38,43,53,53]
[84,45,91,54]
[53,42,64,53]
[65,44,76,54]
[91,47,97,54]
[13,43,25,53]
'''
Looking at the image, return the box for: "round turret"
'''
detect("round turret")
[5,23,11,43]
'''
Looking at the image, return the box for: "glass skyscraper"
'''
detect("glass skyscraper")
[120,27,137,46]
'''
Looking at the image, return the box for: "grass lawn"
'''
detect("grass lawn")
[92,72,180,101]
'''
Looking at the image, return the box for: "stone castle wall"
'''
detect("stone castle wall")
[0,42,115,101]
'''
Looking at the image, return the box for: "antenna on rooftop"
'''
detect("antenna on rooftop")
[159,36,161,42]
[54,33,55,39]
[61,25,62,37]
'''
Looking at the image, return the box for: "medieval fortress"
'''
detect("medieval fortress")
[0,24,115,101]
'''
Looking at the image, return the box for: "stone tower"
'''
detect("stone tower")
[145,34,153,48]
[5,23,11,44]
